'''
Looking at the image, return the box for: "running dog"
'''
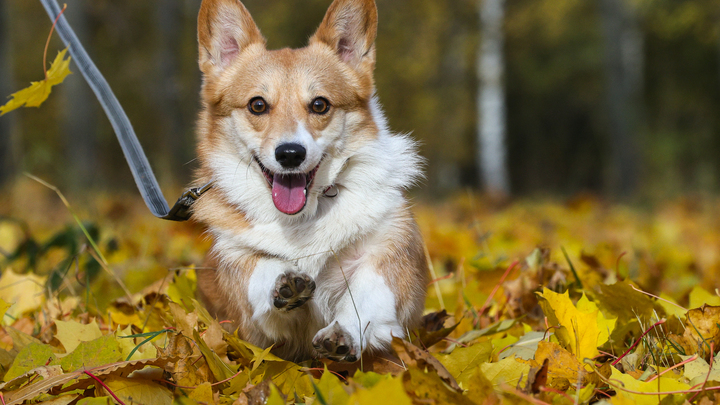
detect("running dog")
[192,0,428,363]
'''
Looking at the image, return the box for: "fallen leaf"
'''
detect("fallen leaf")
[402,367,472,405]
[100,375,173,405]
[0,269,46,321]
[433,340,493,387]
[188,381,217,405]
[480,356,531,388]
[531,341,590,390]
[681,353,720,385]
[349,376,411,405]
[4,343,57,382]
[75,398,112,405]
[689,286,720,309]
[54,319,103,354]
[499,331,543,361]
[608,366,690,405]
[527,358,549,394]
[314,367,350,405]
[58,334,123,372]
[683,305,720,351]
[392,337,461,391]
[537,289,616,361]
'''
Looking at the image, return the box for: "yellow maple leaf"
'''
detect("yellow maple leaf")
[0,269,46,322]
[54,319,103,354]
[537,289,617,361]
[0,48,72,115]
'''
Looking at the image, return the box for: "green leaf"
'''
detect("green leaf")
[58,335,123,372]
[434,340,493,387]
[4,342,57,381]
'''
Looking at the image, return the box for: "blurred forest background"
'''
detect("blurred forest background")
[0,0,719,201]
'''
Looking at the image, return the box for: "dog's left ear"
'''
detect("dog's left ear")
[310,0,377,75]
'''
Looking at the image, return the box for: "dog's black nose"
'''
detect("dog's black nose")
[275,143,306,168]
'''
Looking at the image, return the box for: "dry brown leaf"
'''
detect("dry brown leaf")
[391,337,461,392]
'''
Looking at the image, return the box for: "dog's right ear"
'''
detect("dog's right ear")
[197,0,264,76]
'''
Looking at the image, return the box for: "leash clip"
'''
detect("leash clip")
[162,181,214,222]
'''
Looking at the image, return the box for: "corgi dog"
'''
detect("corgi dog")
[192,0,429,363]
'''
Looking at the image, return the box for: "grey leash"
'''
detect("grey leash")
[39,0,211,221]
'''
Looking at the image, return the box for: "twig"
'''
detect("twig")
[689,342,715,402]
[645,354,697,382]
[630,285,688,313]
[612,319,666,366]
[84,370,126,405]
[25,173,109,266]
[499,383,551,405]
[43,3,67,80]
[478,260,519,317]
[302,368,348,381]
[424,242,445,310]
[615,251,627,274]
[540,386,575,402]
[86,247,134,306]
[160,367,244,389]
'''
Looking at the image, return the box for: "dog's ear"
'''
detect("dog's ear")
[310,0,378,75]
[197,0,264,76]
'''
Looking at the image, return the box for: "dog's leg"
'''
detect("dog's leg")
[313,265,402,362]
[313,212,429,362]
[247,258,318,341]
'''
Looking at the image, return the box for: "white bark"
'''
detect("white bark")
[599,0,643,196]
[477,0,509,196]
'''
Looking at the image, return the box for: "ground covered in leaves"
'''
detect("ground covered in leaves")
[2,181,720,404]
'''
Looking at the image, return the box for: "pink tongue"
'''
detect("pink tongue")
[272,173,307,214]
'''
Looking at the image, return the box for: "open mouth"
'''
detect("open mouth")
[254,157,320,215]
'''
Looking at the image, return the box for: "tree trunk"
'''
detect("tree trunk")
[155,0,187,187]
[0,0,18,187]
[477,0,509,197]
[599,0,643,197]
[61,0,98,190]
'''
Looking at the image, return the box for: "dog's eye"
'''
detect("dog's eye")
[248,97,268,115]
[310,97,330,115]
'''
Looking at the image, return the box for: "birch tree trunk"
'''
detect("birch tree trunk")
[478,0,509,197]
[599,0,643,197]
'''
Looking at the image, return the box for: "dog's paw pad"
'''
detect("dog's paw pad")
[272,272,315,311]
[313,322,359,363]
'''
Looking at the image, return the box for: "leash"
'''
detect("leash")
[39,0,211,222]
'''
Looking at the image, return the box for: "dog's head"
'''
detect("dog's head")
[196,0,380,219]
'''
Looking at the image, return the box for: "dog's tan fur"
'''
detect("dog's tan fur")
[192,0,428,362]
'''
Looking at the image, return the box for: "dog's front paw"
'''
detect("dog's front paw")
[313,322,360,363]
[273,271,315,311]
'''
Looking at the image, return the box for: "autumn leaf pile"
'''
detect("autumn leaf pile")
[2,184,720,404]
